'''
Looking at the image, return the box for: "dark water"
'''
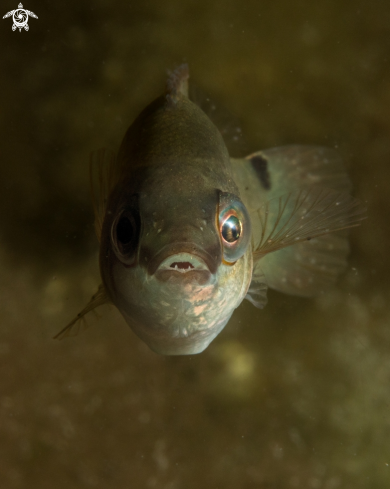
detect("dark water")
[0,1,388,488]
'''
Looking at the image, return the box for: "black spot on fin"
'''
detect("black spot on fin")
[165,64,189,107]
[250,154,271,190]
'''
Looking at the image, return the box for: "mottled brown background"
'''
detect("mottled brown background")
[0,0,388,488]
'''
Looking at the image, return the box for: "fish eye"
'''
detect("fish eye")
[221,215,241,243]
[218,192,251,264]
[111,205,140,265]
[116,216,134,246]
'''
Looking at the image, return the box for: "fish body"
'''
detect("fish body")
[56,65,366,355]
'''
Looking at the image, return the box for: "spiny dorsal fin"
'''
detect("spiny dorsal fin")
[89,148,119,241]
[165,64,189,104]
[53,284,110,340]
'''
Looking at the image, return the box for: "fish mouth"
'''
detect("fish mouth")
[147,242,218,276]
[153,252,213,285]
[158,253,208,273]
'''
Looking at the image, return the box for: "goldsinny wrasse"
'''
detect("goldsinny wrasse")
[54,64,366,355]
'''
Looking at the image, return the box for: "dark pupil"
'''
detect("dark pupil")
[116,216,133,245]
[222,216,241,243]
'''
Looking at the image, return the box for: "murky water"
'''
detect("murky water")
[0,1,389,488]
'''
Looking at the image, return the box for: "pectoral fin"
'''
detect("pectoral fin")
[231,145,353,212]
[53,284,110,340]
[252,187,366,259]
[250,187,366,297]
[245,267,268,309]
[258,233,350,297]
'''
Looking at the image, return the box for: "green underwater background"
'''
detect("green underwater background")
[0,0,389,487]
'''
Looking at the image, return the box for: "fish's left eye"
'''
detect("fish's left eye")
[218,192,251,264]
[222,215,241,243]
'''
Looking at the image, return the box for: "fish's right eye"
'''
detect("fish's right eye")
[111,208,140,265]
[117,216,134,246]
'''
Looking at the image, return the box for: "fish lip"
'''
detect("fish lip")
[147,243,217,275]
[153,252,213,285]
[157,253,209,273]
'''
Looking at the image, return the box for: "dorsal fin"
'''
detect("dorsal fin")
[89,148,120,241]
[165,64,189,104]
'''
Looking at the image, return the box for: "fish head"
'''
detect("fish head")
[99,169,253,355]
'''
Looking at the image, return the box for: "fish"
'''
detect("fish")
[54,64,366,355]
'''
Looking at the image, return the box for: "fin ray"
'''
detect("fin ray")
[245,267,268,309]
[231,145,353,213]
[259,233,350,297]
[53,284,110,340]
[252,187,366,260]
